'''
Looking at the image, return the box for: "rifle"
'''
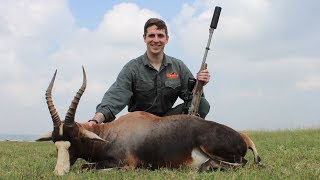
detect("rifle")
[188,6,222,116]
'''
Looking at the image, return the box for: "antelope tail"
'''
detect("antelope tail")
[239,132,263,166]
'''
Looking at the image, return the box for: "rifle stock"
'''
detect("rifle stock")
[188,6,221,116]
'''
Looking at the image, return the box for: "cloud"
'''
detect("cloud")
[0,1,163,134]
[0,0,319,135]
[48,2,161,72]
[97,3,160,44]
[0,0,73,102]
[171,0,320,130]
[296,75,320,92]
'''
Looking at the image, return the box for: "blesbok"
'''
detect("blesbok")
[37,67,262,176]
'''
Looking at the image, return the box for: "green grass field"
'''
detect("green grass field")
[0,129,319,179]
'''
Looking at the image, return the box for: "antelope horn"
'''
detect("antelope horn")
[46,70,62,128]
[64,66,87,125]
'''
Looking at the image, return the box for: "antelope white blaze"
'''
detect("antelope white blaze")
[59,124,63,136]
[190,148,210,168]
[54,141,71,176]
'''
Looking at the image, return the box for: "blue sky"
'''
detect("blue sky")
[68,0,194,30]
[0,0,319,135]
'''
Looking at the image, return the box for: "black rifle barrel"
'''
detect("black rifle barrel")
[201,6,222,65]
[210,6,222,29]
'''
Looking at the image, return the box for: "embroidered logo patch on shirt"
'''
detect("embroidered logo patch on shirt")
[167,72,179,79]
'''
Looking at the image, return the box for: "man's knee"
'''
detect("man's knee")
[199,97,210,118]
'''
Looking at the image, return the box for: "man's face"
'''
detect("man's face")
[144,25,169,56]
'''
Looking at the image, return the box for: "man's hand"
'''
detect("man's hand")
[86,120,98,127]
[197,69,210,85]
[85,112,105,127]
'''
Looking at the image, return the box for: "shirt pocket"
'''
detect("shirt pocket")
[134,80,156,109]
[164,80,181,101]
[136,81,154,92]
[165,80,181,90]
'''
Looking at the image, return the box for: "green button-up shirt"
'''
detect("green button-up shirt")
[96,53,194,122]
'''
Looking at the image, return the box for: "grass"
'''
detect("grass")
[0,129,319,179]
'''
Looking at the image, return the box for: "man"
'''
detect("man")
[87,18,211,125]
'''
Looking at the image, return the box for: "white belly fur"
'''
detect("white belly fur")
[190,148,210,168]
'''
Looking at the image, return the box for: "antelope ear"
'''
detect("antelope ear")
[36,131,52,141]
[81,129,107,142]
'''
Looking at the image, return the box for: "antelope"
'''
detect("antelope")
[38,67,262,176]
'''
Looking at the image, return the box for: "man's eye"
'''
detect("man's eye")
[148,34,155,38]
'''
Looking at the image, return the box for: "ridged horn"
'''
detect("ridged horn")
[64,66,87,125]
[46,70,62,128]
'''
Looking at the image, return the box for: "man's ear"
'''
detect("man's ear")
[143,34,146,42]
[165,35,169,44]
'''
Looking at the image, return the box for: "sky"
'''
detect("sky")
[0,0,319,135]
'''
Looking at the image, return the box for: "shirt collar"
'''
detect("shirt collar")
[142,52,172,67]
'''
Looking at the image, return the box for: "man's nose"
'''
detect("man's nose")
[153,35,160,42]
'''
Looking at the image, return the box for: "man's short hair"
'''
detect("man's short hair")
[144,18,168,36]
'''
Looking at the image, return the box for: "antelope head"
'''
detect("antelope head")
[38,67,104,176]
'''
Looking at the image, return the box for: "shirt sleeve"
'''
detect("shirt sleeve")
[96,64,134,122]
